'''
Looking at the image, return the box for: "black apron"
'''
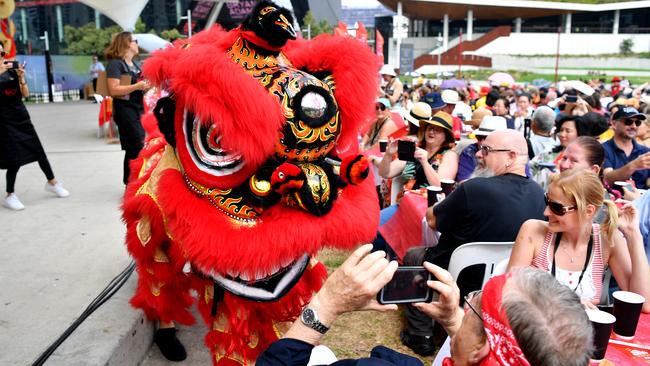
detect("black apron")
[0,69,46,169]
[109,59,145,151]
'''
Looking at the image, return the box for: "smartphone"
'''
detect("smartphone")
[397,140,416,162]
[565,95,578,103]
[377,266,435,305]
[523,118,531,139]
[4,60,19,69]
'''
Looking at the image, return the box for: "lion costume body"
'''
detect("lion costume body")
[123,2,380,364]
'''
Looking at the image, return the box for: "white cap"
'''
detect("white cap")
[441,89,460,104]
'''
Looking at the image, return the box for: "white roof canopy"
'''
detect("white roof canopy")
[78,0,149,31]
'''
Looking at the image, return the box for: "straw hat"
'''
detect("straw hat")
[404,102,432,127]
[467,107,492,128]
[420,111,454,141]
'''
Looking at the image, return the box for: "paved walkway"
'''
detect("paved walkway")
[0,101,131,365]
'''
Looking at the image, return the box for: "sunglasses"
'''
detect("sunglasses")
[544,193,577,216]
[464,290,483,321]
[622,119,642,127]
[131,39,138,44]
[376,104,387,111]
[479,145,511,156]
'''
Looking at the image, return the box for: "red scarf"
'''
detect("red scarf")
[443,273,531,366]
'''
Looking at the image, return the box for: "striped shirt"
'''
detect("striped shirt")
[532,224,604,303]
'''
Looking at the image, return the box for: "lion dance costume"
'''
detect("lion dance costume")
[123,1,380,364]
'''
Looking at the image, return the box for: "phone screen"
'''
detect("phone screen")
[566,95,578,103]
[377,266,433,304]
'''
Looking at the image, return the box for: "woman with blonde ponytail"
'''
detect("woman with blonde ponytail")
[508,169,650,312]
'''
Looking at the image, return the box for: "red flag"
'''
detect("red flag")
[356,22,368,44]
[334,21,348,37]
[375,30,384,62]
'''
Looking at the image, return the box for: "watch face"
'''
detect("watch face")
[302,308,315,324]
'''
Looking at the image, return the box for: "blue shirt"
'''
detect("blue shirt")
[634,192,650,264]
[603,139,650,189]
[456,143,478,182]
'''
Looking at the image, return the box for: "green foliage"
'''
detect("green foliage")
[301,11,332,39]
[61,22,122,56]
[620,38,634,55]
[160,28,183,42]
[61,17,152,56]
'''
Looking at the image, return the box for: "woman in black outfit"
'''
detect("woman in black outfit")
[0,43,69,211]
[105,31,148,185]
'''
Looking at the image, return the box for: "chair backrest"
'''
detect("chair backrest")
[448,241,515,288]
[492,257,510,278]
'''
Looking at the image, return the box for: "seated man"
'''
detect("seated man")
[256,244,592,366]
[456,116,507,182]
[401,129,546,355]
[603,107,650,189]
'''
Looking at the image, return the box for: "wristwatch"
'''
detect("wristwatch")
[300,307,329,334]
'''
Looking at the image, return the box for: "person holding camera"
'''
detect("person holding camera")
[105,31,149,185]
[0,43,69,210]
[255,244,592,366]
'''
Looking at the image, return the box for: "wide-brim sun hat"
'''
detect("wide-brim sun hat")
[379,64,397,77]
[422,92,445,110]
[441,89,460,104]
[468,107,492,128]
[420,111,454,141]
[404,102,432,127]
[474,116,508,137]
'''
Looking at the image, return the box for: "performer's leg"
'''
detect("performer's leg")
[123,141,144,185]
[38,156,55,182]
[154,320,186,361]
[6,166,19,194]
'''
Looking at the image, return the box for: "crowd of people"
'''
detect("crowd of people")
[354,65,650,363]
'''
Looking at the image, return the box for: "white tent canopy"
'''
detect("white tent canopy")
[78,0,149,31]
[133,33,171,53]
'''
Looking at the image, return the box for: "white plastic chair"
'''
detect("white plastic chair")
[491,257,510,278]
[447,241,515,288]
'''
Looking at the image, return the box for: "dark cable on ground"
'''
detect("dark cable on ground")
[31,261,136,366]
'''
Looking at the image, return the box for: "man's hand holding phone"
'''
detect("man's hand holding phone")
[311,244,399,324]
[413,262,465,336]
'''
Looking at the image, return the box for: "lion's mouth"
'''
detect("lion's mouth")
[196,254,309,302]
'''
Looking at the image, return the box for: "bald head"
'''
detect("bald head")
[489,129,528,155]
[479,130,529,176]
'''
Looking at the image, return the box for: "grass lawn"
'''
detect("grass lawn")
[403,69,650,85]
[316,248,436,364]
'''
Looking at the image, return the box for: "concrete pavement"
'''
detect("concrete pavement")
[0,101,148,365]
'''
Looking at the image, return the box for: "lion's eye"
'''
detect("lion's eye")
[300,92,327,120]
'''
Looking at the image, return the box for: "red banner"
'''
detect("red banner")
[375,30,384,62]
[334,21,348,37]
[356,22,368,44]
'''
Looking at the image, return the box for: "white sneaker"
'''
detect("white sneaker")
[45,182,70,198]
[4,194,25,210]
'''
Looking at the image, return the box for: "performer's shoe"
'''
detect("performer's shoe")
[154,328,187,361]
[45,182,70,198]
[4,194,25,211]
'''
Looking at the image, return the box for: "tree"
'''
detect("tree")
[61,18,154,56]
[61,22,122,56]
[619,38,634,55]
[301,11,332,39]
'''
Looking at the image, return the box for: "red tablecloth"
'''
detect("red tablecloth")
[378,191,428,259]
[603,313,650,365]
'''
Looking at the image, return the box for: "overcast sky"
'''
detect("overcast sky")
[342,0,383,8]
